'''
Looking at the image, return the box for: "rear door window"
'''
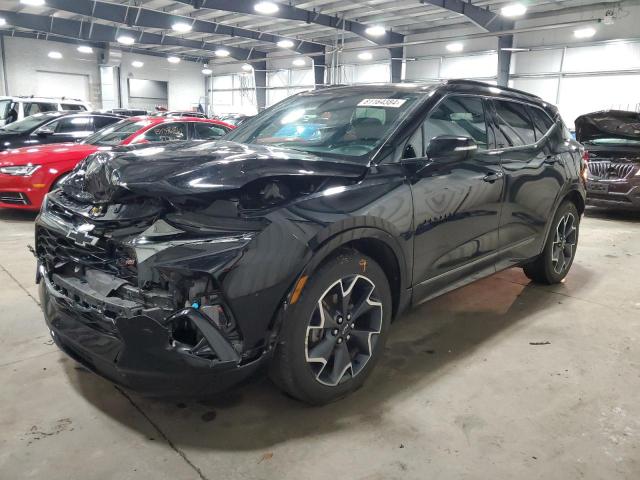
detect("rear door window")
[424,95,488,150]
[24,102,58,116]
[193,122,230,140]
[93,116,120,131]
[61,103,86,111]
[140,122,188,142]
[492,100,536,147]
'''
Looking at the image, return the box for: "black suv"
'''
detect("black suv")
[0,111,123,151]
[36,81,586,404]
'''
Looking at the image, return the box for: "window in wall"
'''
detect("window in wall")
[425,96,488,149]
[492,100,536,147]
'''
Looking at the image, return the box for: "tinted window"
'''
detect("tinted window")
[24,102,58,116]
[83,119,150,146]
[193,122,229,140]
[141,123,188,142]
[493,100,536,147]
[93,116,120,130]
[61,104,86,111]
[424,96,488,149]
[403,127,423,159]
[47,116,93,134]
[528,106,555,140]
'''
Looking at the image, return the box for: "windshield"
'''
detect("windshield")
[583,137,640,146]
[83,119,151,146]
[1,112,60,133]
[226,88,425,159]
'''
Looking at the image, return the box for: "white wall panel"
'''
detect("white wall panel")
[511,49,563,74]
[440,53,497,79]
[36,71,90,100]
[563,42,640,73]
[353,63,390,83]
[510,77,559,104]
[558,74,640,128]
[405,58,440,80]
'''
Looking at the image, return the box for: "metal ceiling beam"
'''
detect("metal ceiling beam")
[0,10,265,61]
[43,0,325,56]
[173,0,405,46]
[420,0,513,32]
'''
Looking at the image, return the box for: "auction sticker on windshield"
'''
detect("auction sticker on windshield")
[358,99,407,108]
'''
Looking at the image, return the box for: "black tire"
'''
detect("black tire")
[269,249,392,405]
[523,201,580,284]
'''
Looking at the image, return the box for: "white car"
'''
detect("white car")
[0,96,92,126]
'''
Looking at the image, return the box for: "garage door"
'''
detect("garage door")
[36,71,90,101]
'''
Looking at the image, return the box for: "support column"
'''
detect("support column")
[254,60,267,112]
[389,47,404,83]
[497,35,513,87]
[313,53,326,88]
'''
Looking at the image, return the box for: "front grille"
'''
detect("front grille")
[37,227,137,282]
[0,191,30,205]
[588,161,638,180]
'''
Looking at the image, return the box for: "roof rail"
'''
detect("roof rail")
[444,79,543,100]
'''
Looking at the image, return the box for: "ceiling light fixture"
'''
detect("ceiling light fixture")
[501,3,527,17]
[77,45,93,54]
[446,42,464,53]
[574,27,596,39]
[20,0,46,6]
[202,67,213,75]
[242,63,253,71]
[215,48,230,57]
[277,39,295,49]
[131,60,144,68]
[0,18,7,26]
[167,56,181,64]
[254,1,279,14]
[292,58,306,66]
[365,25,386,37]
[358,51,373,61]
[117,34,135,45]
[172,21,193,33]
[48,51,62,59]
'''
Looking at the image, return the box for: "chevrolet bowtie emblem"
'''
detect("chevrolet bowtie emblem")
[67,223,99,247]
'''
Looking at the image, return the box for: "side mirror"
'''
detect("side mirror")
[36,127,55,137]
[426,135,477,163]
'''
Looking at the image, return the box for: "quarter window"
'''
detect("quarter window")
[492,100,536,147]
[528,106,555,140]
[193,123,229,140]
[424,96,488,150]
[24,102,57,116]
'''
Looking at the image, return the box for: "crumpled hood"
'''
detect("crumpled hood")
[0,142,100,166]
[575,110,640,143]
[62,140,367,203]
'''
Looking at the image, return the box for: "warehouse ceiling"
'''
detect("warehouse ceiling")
[0,0,619,61]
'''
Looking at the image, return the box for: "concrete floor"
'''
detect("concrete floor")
[0,208,639,480]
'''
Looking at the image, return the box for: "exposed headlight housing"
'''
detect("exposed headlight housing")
[0,164,41,176]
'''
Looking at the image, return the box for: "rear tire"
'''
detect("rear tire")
[269,249,392,405]
[523,201,580,284]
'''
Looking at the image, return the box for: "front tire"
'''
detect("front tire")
[523,201,580,284]
[270,249,392,405]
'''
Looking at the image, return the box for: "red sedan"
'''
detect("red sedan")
[0,116,233,210]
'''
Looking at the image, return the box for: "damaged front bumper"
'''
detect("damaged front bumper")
[39,264,267,396]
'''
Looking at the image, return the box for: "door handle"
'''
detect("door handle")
[483,172,504,183]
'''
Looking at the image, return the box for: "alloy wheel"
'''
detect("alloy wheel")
[551,212,577,274]
[305,275,383,387]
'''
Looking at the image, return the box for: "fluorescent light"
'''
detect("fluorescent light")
[20,0,45,5]
[242,63,253,71]
[131,60,144,68]
[292,58,306,66]
[215,48,230,57]
[365,25,386,37]
[48,51,62,59]
[277,39,295,49]
[501,3,527,17]
[167,56,181,64]
[500,47,530,52]
[202,68,213,75]
[358,51,373,61]
[77,45,93,54]
[0,18,6,27]
[446,42,464,53]
[574,27,596,39]
[117,35,135,45]
[254,1,279,14]
[172,21,192,33]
